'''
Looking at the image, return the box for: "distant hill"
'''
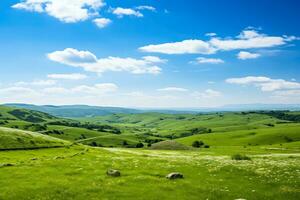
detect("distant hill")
[4,103,300,118]
[0,105,57,123]
[5,104,142,118]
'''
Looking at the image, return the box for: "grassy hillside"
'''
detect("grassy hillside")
[176,123,300,148]
[80,112,283,138]
[0,105,124,147]
[0,127,69,150]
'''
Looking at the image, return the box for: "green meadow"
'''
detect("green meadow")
[0,105,300,199]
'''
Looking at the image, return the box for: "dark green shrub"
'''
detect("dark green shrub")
[136,143,144,148]
[231,154,251,161]
[90,141,98,147]
[122,140,128,146]
[192,140,204,148]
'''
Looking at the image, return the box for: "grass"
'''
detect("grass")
[150,140,191,150]
[0,127,69,150]
[0,146,299,200]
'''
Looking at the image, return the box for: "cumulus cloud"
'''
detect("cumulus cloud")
[157,87,188,92]
[112,7,143,18]
[139,29,298,55]
[226,76,300,91]
[237,51,260,60]
[47,73,87,80]
[12,0,105,23]
[93,17,112,28]
[47,48,163,75]
[139,39,217,55]
[192,89,222,98]
[194,57,224,64]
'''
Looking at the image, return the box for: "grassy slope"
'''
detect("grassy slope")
[176,123,300,147]
[79,112,282,137]
[0,105,119,146]
[0,127,69,150]
[0,146,299,200]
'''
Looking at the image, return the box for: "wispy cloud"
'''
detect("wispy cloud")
[226,76,300,91]
[47,73,87,80]
[157,87,188,92]
[193,57,224,64]
[139,29,298,55]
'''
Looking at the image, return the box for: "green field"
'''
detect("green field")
[1,105,300,199]
[0,146,299,200]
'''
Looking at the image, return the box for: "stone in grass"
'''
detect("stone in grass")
[166,172,184,180]
[106,169,121,177]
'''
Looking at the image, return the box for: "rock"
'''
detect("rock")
[106,169,121,177]
[166,172,184,179]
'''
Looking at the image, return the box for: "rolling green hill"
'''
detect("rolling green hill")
[0,126,69,150]
[176,123,300,148]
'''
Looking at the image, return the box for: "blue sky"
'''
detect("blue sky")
[0,0,300,108]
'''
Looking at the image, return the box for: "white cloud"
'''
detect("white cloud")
[43,87,69,94]
[226,76,300,91]
[93,18,111,28]
[139,39,216,55]
[210,30,293,51]
[112,7,143,18]
[273,90,300,97]
[142,56,167,63]
[71,83,118,94]
[48,48,162,75]
[205,32,217,37]
[47,48,97,66]
[237,51,260,60]
[139,29,298,55]
[194,57,224,64]
[15,79,57,86]
[0,86,36,94]
[47,73,87,80]
[192,89,222,98]
[157,87,188,92]
[12,0,105,23]
[135,5,155,11]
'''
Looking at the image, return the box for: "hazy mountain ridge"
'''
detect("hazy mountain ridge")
[5,103,300,118]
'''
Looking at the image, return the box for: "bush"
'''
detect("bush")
[122,140,128,146]
[203,144,210,148]
[136,143,144,148]
[192,140,204,148]
[90,141,98,147]
[231,154,251,161]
